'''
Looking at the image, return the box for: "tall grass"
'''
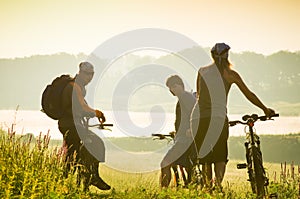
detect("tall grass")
[0,129,90,198]
[0,128,299,198]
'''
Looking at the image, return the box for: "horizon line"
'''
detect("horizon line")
[1,48,300,60]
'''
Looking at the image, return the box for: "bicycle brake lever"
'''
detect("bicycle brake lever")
[259,116,267,121]
[229,121,238,126]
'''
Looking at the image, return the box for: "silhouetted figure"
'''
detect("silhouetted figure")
[160,75,196,187]
[191,43,275,190]
[58,62,110,190]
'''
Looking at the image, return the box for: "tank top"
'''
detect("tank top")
[197,63,231,118]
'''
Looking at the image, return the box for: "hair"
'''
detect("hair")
[212,54,232,71]
[166,75,184,89]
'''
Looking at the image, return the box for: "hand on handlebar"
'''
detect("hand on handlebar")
[169,131,176,139]
[95,109,106,124]
[264,108,276,118]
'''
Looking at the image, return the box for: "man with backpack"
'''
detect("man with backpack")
[57,62,110,190]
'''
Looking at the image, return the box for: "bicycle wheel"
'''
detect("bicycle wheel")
[191,163,204,188]
[250,146,268,198]
[245,145,256,193]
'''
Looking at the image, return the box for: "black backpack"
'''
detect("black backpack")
[41,74,73,120]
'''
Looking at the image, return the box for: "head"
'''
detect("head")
[78,62,94,85]
[166,75,185,97]
[211,43,231,70]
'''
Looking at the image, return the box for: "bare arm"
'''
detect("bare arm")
[196,71,201,99]
[73,83,96,115]
[73,83,106,122]
[230,70,274,115]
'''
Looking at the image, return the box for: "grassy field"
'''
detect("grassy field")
[0,129,299,198]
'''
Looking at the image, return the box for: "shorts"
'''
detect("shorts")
[192,117,229,164]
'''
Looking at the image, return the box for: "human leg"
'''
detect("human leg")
[160,164,172,188]
[89,162,111,190]
[214,161,226,188]
[178,148,194,186]
[59,126,81,177]
[160,141,191,188]
[211,118,229,188]
[79,131,110,190]
[160,147,176,188]
[202,163,213,188]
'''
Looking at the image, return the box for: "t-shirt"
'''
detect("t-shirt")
[174,91,196,143]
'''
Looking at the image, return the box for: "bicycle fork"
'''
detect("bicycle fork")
[237,142,249,170]
[237,124,259,172]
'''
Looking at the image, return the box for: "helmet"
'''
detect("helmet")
[211,43,230,56]
[79,62,94,73]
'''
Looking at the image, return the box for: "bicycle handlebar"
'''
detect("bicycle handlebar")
[229,113,279,127]
[88,123,114,129]
[152,133,174,140]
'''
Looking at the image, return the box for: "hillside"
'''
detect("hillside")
[0,50,299,115]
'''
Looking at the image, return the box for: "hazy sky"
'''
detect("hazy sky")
[1,0,299,58]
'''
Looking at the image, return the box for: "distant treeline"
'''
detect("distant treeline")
[228,133,300,164]
[110,134,300,164]
[2,129,298,164]
[0,50,299,115]
[46,133,300,164]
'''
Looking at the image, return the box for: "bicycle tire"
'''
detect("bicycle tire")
[245,144,256,193]
[251,146,268,198]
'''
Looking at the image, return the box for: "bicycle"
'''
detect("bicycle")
[229,113,279,198]
[152,132,204,188]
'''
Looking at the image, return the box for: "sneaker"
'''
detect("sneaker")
[91,175,111,190]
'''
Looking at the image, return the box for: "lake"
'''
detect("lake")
[0,110,299,140]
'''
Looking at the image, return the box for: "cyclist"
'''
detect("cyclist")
[160,75,196,187]
[58,62,110,190]
[190,43,275,190]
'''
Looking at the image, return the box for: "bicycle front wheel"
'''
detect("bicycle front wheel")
[250,146,268,198]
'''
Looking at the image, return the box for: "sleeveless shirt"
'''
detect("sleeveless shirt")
[197,63,231,118]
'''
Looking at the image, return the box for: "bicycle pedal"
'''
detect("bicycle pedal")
[264,178,269,186]
[237,163,247,169]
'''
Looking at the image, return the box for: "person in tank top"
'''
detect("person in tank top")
[190,43,275,189]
